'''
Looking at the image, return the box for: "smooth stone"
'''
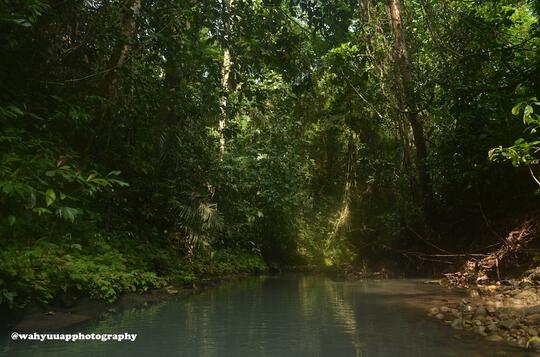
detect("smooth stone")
[486,322,499,332]
[474,307,487,319]
[499,319,518,330]
[528,341,540,351]
[451,318,463,330]
[524,305,540,314]
[486,334,503,342]
[473,325,487,336]
[527,313,540,324]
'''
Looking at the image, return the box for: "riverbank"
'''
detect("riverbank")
[3,276,529,357]
[422,217,540,351]
[426,276,540,352]
[4,272,261,333]
[0,237,268,333]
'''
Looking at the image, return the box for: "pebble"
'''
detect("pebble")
[527,313,540,324]
[528,340,540,351]
[451,318,463,330]
[499,319,517,330]
[486,334,503,342]
[474,306,487,318]
[474,326,487,336]
[430,279,540,351]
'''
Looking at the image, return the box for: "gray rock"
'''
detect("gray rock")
[473,326,487,336]
[528,341,540,351]
[474,307,487,319]
[524,305,540,314]
[526,313,540,324]
[451,318,463,330]
[499,319,518,330]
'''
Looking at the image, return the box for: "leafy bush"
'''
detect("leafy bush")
[0,237,166,308]
[169,249,267,285]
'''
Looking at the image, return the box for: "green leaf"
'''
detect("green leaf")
[33,207,52,216]
[57,207,81,222]
[7,215,16,226]
[28,191,36,208]
[45,189,56,206]
[512,103,521,115]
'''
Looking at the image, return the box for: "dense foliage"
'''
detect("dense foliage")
[1,0,539,309]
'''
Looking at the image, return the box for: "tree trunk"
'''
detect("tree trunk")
[98,0,141,156]
[386,0,433,224]
[104,0,141,99]
[219,0,234,156]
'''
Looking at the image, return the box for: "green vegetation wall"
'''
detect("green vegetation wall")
[1,0,539,307]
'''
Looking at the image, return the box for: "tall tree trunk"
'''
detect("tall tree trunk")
[219,0,234,156]
[104,0,141,99]
[98,0,141,156]
[386,0,433,224]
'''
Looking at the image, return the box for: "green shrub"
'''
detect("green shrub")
[0,237,166,308]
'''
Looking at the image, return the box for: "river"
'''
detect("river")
[0,275,531,356]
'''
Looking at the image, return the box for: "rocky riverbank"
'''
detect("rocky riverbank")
[428,278,540,351]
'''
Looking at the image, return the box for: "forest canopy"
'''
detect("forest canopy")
[1,0,539,309]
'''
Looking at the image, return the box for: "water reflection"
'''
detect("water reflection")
[0,275,530,356]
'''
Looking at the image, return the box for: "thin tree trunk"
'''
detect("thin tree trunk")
[386,0,433,224]
[219,0,234,156]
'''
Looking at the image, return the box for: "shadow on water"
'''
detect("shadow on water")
[0,275,533,356]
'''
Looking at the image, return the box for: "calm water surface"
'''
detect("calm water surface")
[0,275,530,356]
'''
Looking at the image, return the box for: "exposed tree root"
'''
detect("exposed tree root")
[443,217,540,287]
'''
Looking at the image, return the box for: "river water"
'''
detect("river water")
[1,275,531,356]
